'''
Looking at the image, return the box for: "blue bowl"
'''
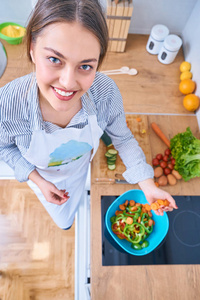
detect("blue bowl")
[105,189,169,256]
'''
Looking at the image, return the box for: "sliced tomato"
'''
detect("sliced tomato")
[117,233,126,239]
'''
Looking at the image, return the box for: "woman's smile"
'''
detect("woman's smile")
[52,86,77,101]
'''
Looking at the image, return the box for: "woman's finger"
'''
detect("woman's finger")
[166,195,178,209]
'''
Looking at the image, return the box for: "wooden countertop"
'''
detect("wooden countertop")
[99,34,194,115]
[0,40,32,88]
[91,34,200,299]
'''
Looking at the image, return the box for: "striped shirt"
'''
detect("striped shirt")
[0,72,153,183]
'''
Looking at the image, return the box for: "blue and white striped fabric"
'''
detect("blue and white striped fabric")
[0,72,153,183]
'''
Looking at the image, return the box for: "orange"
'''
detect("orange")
[180,71,192,81]
[180,61,191,72]
[179,79,196,95]
[183,94,199,112]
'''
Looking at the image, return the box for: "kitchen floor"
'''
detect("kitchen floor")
[0,180,75,300]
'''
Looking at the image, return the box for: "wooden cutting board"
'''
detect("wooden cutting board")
[92,113,200,195]
[92,114,152,182]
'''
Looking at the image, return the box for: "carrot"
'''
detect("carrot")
[126,217,133,225]
[142,207,147,213]
[115,210,121,216]
[136,117,142,122]
[164,199,170,206]
[157,199,165,206]
[151,202,160,210]
[129,200,135,206]
[150,199,170,211]
[144,203,151,211]
[124,200,129,207]
[151,122,170,148]
[119,204,125,211]
[130,206,138,211]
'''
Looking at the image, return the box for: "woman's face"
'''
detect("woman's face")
[30,22,100,112]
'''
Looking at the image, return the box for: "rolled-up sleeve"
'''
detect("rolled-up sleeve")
[0,123,35,182]
[101,79,154,184]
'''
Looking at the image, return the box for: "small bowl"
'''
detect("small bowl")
[105,189,169,256]
[0,22,26,45]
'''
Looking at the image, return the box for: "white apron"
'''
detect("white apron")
[24,114,103,229]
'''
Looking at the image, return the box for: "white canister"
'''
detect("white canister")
[146,24,169,55]
[158,34,182,64]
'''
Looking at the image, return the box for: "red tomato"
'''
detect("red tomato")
[165,148,171,156]
[160,161,167,168]
[117,233,126,239]
[119,220,126,230]
[164,167,171,175]
[171,158,176,165]
[152,158,159,166]
[156,153,163,160]
[112,224,118,230]
[168,163,174,170]
[163,155,169,162]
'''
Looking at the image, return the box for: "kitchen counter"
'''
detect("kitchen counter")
[91,34,200,299]
[0,39,32,88]
[1,35,200,299]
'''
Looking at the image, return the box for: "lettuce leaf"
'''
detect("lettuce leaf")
[170,127,200,181]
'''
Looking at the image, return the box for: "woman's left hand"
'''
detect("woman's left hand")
[138,178,178,215]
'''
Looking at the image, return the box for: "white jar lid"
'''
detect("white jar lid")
[163,34,182,51]
[151,24,169,41]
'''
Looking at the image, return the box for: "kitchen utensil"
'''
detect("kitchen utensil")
[102,68,138,76]
[0,22,26,45]
[101,66,129,73]
[115,173,126,180]
[95,178,128,184]
[105,189,169,256]
[0,41,7,78]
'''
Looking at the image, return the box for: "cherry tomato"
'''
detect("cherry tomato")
[165,148,171,156]
[156,153,163,160]
[160,161,167,168]
[152,158,159,166]
[168,163,174,170]
[171,158,176,165]
[163,155,169,162]
[164,167,171,175]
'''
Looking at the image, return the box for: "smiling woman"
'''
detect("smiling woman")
[29,21,100,122]
[0,0,177,231]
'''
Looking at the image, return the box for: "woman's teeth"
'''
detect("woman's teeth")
[54,88,74,97]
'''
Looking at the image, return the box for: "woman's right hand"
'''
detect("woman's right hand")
[38,180,70,205]
[28,170,70,205]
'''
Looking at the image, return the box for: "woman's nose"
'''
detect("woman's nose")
[59,66,77,89]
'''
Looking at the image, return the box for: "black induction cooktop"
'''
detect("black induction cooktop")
[101,195,200,266]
